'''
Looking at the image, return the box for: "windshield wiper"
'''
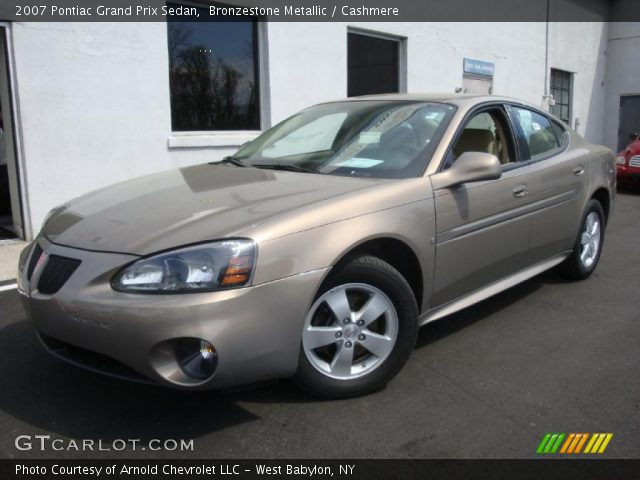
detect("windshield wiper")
[252,163,321,174]
[212,156,247,167]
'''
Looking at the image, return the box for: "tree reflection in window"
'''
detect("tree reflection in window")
[168,8,260,131]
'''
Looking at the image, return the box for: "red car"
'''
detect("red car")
[616,133,640,187]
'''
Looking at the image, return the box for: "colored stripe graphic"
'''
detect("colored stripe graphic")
[550,433,565,453]
[536,434,552,454]
[544,434,558,453]
[559,433,575,453]
[538,433,613,454]
[536,433,565,454]
[566,433,586,453]
[584,433,614,454]
[597,434,613,453]
[584,434,599,453]
[574,433,589,453]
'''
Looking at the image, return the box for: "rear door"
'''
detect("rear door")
[431,104,534,307]
[506,105,586,266]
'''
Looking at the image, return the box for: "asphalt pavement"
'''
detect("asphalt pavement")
[0,191,638,460]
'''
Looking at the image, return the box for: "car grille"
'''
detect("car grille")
[26,244,43,281]
[629,155,640,168]
[37,255,81,294]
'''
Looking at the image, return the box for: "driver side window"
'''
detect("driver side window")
[443,108,513,170]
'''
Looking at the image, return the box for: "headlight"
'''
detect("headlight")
[42,204,69,226]
[112,239,256,293]
[616,155,627,165]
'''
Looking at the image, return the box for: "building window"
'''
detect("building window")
[550,69,572,124]
[167,4,260,131]
[348,31,401,97]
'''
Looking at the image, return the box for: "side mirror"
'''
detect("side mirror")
[630,133,639,141]
[431,152,502,190]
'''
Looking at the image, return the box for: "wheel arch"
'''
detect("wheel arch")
[591,187,611,225]
[329,236,424,311]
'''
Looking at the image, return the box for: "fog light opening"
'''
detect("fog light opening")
[175,338,218,380]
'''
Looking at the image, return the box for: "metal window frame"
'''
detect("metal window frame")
[166,2,271,134]
[506,103,568,163]
[550,68,573,125]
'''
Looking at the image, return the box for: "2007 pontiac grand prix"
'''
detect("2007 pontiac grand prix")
[18,94,615,398]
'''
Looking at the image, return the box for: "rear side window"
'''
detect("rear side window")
[551,120,569,146]
[510,106,559,159]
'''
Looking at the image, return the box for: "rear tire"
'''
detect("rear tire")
[561,199,605,280]
[293,255,418,398]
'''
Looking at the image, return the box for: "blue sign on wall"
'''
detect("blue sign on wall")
[463,58,495,77]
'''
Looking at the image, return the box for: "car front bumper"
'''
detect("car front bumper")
[18,237,328,390]
[616,165,640,185]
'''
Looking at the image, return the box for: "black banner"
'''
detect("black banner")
[1,0,639,22]
[4,460,640,480]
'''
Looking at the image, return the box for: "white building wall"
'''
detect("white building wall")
[9,21,609,239]
[267,21,608,136]
[12,22,175,237]
[547,22,608,145]
[267,22,347,122]
[603,22,640,151]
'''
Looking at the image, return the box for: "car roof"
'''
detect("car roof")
[313,93,570,130]
[338,92,522,106]
[326,93,568,125]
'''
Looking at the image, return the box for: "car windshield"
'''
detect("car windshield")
[233,100,456,179]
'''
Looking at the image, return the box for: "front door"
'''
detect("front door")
[431,106,532,307]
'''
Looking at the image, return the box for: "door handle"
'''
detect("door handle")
[573,165,584,176]
[513,184,528,198]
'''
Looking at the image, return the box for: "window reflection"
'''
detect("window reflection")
[167,5,260,131]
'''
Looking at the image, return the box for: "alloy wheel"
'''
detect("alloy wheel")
[580,211,601,268]
[302,283,399,380]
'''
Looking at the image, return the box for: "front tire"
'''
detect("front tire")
[293,255,418,398]
[561,199,605,280]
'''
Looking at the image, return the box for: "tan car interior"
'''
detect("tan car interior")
[452,111,511,164]
[528,128,558,157]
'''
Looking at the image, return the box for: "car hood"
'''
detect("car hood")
[43,164,386,255]
[622,140,640,157]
